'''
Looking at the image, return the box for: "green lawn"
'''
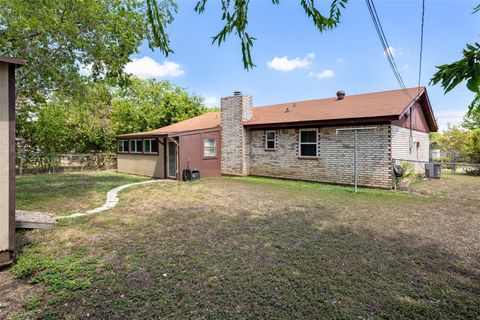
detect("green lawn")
[16,171,149,216]
[4,174,480,319]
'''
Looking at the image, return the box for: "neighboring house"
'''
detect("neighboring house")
[117,87,437,189]
[430,148,447,160]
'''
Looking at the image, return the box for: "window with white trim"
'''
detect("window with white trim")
[143,139,158,154]
[130,139,142,153]
[203,138,217,157]
[299,129,318,157]
[117,140,129,153]
[265,130,276,150]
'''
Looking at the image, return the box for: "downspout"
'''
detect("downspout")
[409,104,413,154]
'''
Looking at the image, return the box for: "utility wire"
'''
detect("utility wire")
[365,0,413,99]
[418,0,425,95]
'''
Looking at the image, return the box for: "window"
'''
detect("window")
[299,129,318,157]
[203,138,217,157]
[117,140,129,153]
[143,139,158,154]
[130,139,142,153]
[265,130,276,150]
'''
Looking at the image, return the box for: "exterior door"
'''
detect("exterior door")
[167,140,177,178]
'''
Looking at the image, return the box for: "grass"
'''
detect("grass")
[16,171,149,216]
[5,174,480,319]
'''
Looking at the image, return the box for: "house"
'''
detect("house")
[0,55,25,266]
[116,87,437,189]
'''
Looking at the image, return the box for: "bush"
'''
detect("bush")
[396,161,416,183]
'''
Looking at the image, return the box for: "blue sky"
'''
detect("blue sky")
[126,0,480,131]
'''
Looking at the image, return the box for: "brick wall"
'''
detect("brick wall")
[248,124,393,188]
[220,94,253,176]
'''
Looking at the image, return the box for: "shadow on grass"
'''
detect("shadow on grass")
[20,205,480,319]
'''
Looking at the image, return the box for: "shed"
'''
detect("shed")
[0,55,25,266]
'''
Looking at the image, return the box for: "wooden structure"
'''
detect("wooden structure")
[0,56,25,267]
[15,210,55,230]
[117,112,221,180]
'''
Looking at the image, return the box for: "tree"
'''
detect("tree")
[16,101,70,154]
[430,4,480,114]
[462,107,480,130]
[17,77,209,154]
[66,83,116,153]
[2,0,348,99]
[111,77,207,135]
[468,129,480,163]
[436,126,473,162]
[0,0,172,101]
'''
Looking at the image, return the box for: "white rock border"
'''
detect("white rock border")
[56,180,160,220]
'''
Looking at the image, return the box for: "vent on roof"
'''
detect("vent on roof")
[234,91,242,96]
[336,90,346,100]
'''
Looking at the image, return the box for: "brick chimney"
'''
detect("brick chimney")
[220,91,253,176]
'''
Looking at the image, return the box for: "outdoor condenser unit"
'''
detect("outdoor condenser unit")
[425,162,442,178]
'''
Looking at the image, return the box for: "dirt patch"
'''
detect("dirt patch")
[0,269,42,319]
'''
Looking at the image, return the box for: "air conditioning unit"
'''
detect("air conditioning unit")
[425,162,442,178]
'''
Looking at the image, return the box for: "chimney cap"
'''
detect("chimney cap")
[336,90,345,100]
[233,91,242,96]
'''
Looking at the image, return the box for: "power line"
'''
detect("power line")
[418,0,425,95]
[365,0,413,99]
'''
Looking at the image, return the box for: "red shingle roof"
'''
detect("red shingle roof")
[244,87,426,126]
[117,111,220,138]
[117,87,437,138]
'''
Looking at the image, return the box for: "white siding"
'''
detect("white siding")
[391,125,429,173]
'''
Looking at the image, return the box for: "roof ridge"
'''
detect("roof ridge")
[253,87,424,109]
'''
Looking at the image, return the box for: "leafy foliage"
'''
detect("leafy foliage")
[194,0,348,69]
[0,0,170,102]
[2,0,348,104]
[434,125,480,163]
[145,0,177,55]
[111,77,208,135]
[462,107,480,130]
[430,5,480,114]
[16,77,209,154]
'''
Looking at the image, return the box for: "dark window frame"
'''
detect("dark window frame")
[298,128,318,158]
[143,139,159,154]
[117,140,129,153]
[130,139,143,153]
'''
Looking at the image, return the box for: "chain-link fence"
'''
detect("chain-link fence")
[392,158,480,189]
[16,151,117,175]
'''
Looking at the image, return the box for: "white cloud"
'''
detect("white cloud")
[267,53,315,72]
[308,69,335,79]
[384,46,407,57]
[204,96,219,108]
[124,56,184,79]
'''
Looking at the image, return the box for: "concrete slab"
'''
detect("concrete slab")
[15,210,55,229]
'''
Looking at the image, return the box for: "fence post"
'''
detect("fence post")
[392,159,397,191]
[18,146,24,176]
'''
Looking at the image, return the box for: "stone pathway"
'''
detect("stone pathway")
[16,180,164,227]
[57,180,160,220]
